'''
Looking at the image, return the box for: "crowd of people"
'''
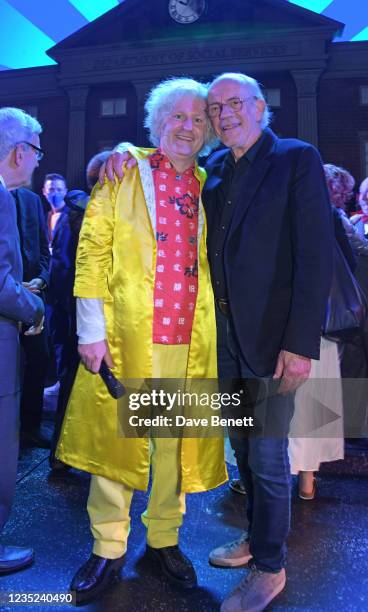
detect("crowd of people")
[0,71,367,611]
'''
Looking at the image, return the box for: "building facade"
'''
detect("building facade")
[0,0,367,192]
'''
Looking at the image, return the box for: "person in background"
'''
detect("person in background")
[350,176,368,240]
[324,165,368,442]
[49,151,112,471]
[11,187,50,449]
[43,173,72,388]
[289,205,355,499]
[323,164,368,258]
[43,173,68,243]
[0,107,44,574]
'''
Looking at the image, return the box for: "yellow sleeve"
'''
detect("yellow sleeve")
[74,180,117,299]
[194,163,207,189]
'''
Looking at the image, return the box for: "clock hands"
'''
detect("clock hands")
[169,0,204,22]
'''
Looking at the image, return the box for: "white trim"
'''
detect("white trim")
[137,158,156,234]
[198,195,204,259]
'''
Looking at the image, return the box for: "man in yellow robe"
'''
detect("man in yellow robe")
[57,78,226,604]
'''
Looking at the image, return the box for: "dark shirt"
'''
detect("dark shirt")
[206,131,267,299]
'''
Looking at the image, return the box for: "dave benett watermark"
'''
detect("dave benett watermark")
[117,385,255,436]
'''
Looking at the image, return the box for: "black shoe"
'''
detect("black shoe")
[0,545,34,575]
[49,455,70,473]
[21,426,52,449]
[70,553,125,604]
[229,478,247,495]
[146,545,197,589]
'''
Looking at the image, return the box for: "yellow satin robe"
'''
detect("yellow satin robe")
[57,147,227,493]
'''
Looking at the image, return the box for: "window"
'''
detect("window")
[364,141,368,178]
[263,89,281,108]
[359,86,368,105]
[359,133,368,179]
[100,98,127,117]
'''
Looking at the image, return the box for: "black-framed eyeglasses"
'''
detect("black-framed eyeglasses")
[207,96,257,118]
[16,141,45,161]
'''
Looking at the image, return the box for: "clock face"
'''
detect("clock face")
[168,0,206,24]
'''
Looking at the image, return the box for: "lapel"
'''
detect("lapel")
[193,163,205,258]
[229,129,277,234]
[51,208,66,245]
[137,157,156,234]
[12,189,23,230]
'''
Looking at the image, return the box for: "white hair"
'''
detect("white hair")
[144,77,218,157]
[209,72,272,129]
[0,107,42,161]
[360,177,368,194]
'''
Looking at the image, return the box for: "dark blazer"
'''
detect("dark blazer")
[0,184,44,396]
[12,188,50,287]
[48,193,87,307]
[203,128,334,376]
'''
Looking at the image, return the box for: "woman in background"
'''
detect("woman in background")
[289,164,357,499]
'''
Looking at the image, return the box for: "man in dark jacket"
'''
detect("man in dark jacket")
[0,106,44,574]
[43,174,71,382]
[12,188,50,447]
[203,72,333,612]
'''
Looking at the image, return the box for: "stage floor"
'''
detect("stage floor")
[1,442,367,611]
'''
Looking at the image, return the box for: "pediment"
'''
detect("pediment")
[47,0,344,58]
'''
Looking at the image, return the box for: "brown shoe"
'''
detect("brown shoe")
[209,532,252,568]
[221,566,286,612]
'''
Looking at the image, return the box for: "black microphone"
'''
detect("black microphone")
[99,361,126,399]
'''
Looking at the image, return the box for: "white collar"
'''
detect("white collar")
[0,174,6,188]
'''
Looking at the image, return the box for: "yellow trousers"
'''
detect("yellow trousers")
[87,344,188,559]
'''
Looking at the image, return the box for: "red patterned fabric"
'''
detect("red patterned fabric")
[150,150,200,344]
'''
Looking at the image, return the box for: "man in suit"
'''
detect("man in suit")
[42,173,73,383]
[43,173,68,242]
[204,73,333,611]
[12,188,50,448]
[0,107,45,574]
[99,72,333,610]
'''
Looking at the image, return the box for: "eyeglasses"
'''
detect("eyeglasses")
[207,96,257,118]
[16,141,45,161]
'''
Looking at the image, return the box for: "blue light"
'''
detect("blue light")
[351,26,368,41]
[7,0,88,41]
[0,0,55,69]
[322,0,368,41]
[289,0,333,11]
[68,0,119,22]
[0,0,367,71]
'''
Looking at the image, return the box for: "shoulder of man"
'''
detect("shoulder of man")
[0,182,11,198]
[65,190,89,212]
[0,183,17,213]
[272,133,321,159]
[205,147,229,170]
[13,187,42,206]
[0,182,8,199]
